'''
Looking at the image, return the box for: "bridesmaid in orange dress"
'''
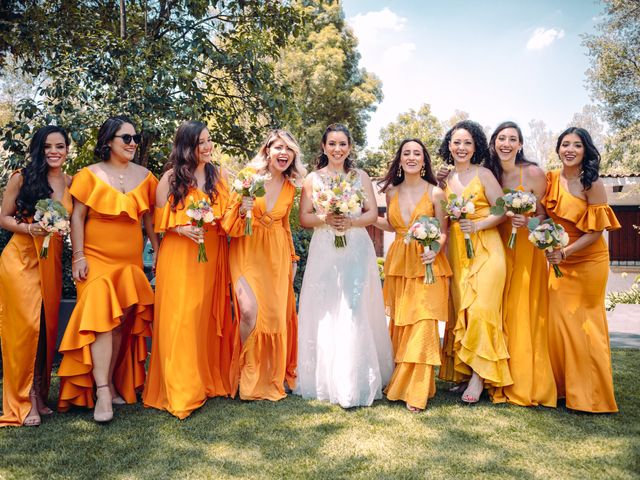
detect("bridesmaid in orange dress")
[222,130,306,401]
[485,121,557,407]
[57,116,159,422]
[543,127,620,413]
[143,121,238,418]
[0,126,72,427]
[376,139,452,412]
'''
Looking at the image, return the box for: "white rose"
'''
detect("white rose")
[465,202,475,214]
[512,198,522,209]
[203,211,215,224]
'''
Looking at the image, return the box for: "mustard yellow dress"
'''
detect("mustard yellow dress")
[491,176,557,407]
[543,170,620,413]
[222,181,299,401]
[143,183,239,418]
[0,180,72,426]
[383,189,452,410]
[57,168,157,411]
[439,174,512,388]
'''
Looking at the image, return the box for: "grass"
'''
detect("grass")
[1,349,638,480]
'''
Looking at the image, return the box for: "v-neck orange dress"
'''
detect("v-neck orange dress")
[0,174,72,426]
[222,180,299,401]
[57,167,157,411]
[383,189,452,410]
[492,171,557,407]
[543,170,620,413]
[143,182,239,418]
[439,173,512,388]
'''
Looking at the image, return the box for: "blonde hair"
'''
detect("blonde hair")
[249,129,307,186]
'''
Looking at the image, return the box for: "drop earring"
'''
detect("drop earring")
[420,164,426,176]
[397,166,403,178]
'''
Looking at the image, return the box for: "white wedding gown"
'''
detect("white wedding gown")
[294,172,393,408]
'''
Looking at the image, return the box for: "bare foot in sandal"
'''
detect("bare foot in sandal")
[461,372,483,404]
[406,402,423,413]
[24,390,41,427]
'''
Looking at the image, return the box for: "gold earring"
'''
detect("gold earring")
[420,165,426,176]
[397,166,403,178]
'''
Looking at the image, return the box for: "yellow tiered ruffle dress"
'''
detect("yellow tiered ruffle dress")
[383,190,452,410]
[143,183,239,418]
[57,168,157,411]
[543,170,621,413]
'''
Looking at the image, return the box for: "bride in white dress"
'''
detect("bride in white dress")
[294,124,393,408]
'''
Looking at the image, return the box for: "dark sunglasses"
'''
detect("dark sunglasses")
[114,134,142,145]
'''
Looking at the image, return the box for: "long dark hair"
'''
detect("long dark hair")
[437,120,490,166]
[15,125,70,222]
[487,121,537,184]
[315,123,354,172]
[378,138,437,192]
[94,115,137,162]
[166,121,219,210]
[556,127,600,191]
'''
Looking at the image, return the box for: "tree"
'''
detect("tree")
[442,110,470,132]
[278,0,382,166]
[0,1,305,176]
[567,104,608,152]
[525,119,557,169]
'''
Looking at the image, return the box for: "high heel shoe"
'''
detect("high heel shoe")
[94,385,114,423]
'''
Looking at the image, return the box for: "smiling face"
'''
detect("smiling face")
[44,132,68,169]
[323,131,351,168]
[107,122,137,163]
[494,127,522,163]
[449,128,475,165]
[268,138,295,174]
[195,128,213,165]
[400,141,424,175]
[558,133,584,169]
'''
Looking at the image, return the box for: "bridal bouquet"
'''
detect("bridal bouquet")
[313,171,365,248]
[185,196,216,263]
[231,166,270,236]
[442,193,476,258]
[33,199,70,259]
[490,189,537,249]
[527,217,569,278]
[404,216,442,284]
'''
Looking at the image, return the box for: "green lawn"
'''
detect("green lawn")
[1,349,638,480]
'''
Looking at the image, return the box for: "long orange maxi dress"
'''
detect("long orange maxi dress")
[0,178,72,426]
[383,189,452,410]
[143,183,239,418]
[223,180,299,401]
[543,170,620,413]
[57,168,157,411]
[492,176,557,407]
[439,173,512,389]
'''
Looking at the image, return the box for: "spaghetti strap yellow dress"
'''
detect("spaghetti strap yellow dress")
[383,190,451,410]
[439,174,512,388]
[543,170,620,413]
[143,183,239,418]
[57,168,157,411]
[0,178,72,426]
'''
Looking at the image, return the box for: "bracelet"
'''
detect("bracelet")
[560,248,566,260]
[72,257,86,264]
[72,250,84,257]
[27,224,34,237]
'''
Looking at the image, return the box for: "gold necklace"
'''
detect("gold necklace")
[103,162,129,192]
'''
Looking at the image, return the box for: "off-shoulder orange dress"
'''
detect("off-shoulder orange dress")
[439,173,512,388]
[543,170,620,413]
[57,168,157,411]
[383,189,452,410]
[143,183,239,418]
[0,180,72,426]
[222,180,298,401]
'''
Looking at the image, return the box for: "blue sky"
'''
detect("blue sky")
[342,0,605,148]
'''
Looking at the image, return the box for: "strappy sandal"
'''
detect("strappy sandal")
[94,385,114,423]
[406,403,423,413]
[33,376,53,415]
[24,391,41,427]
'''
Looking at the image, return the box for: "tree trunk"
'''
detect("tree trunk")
[120,0,127,39]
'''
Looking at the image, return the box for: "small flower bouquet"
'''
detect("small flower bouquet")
[442,193,475,258]
[527,217,569,278]
[404,216,442,284]
[33,199,70,259]
[231,166,270,236]
[185,196,216,263]
[313,171,365,248]
[490,189,537,249]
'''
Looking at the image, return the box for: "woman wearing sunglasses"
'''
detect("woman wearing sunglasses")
[57,115,159,423]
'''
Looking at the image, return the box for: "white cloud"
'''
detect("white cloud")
[350,8,407,44]
[526,27,565,50]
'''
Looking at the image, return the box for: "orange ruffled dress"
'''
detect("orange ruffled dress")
[439,174,512,388]
[57,168,157,411]
[543,170,620,413]
[383,190,452,410]
[0,182,72,426]
[222,180,298,401]
[143,183,239,418]
[491,184,557,407]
